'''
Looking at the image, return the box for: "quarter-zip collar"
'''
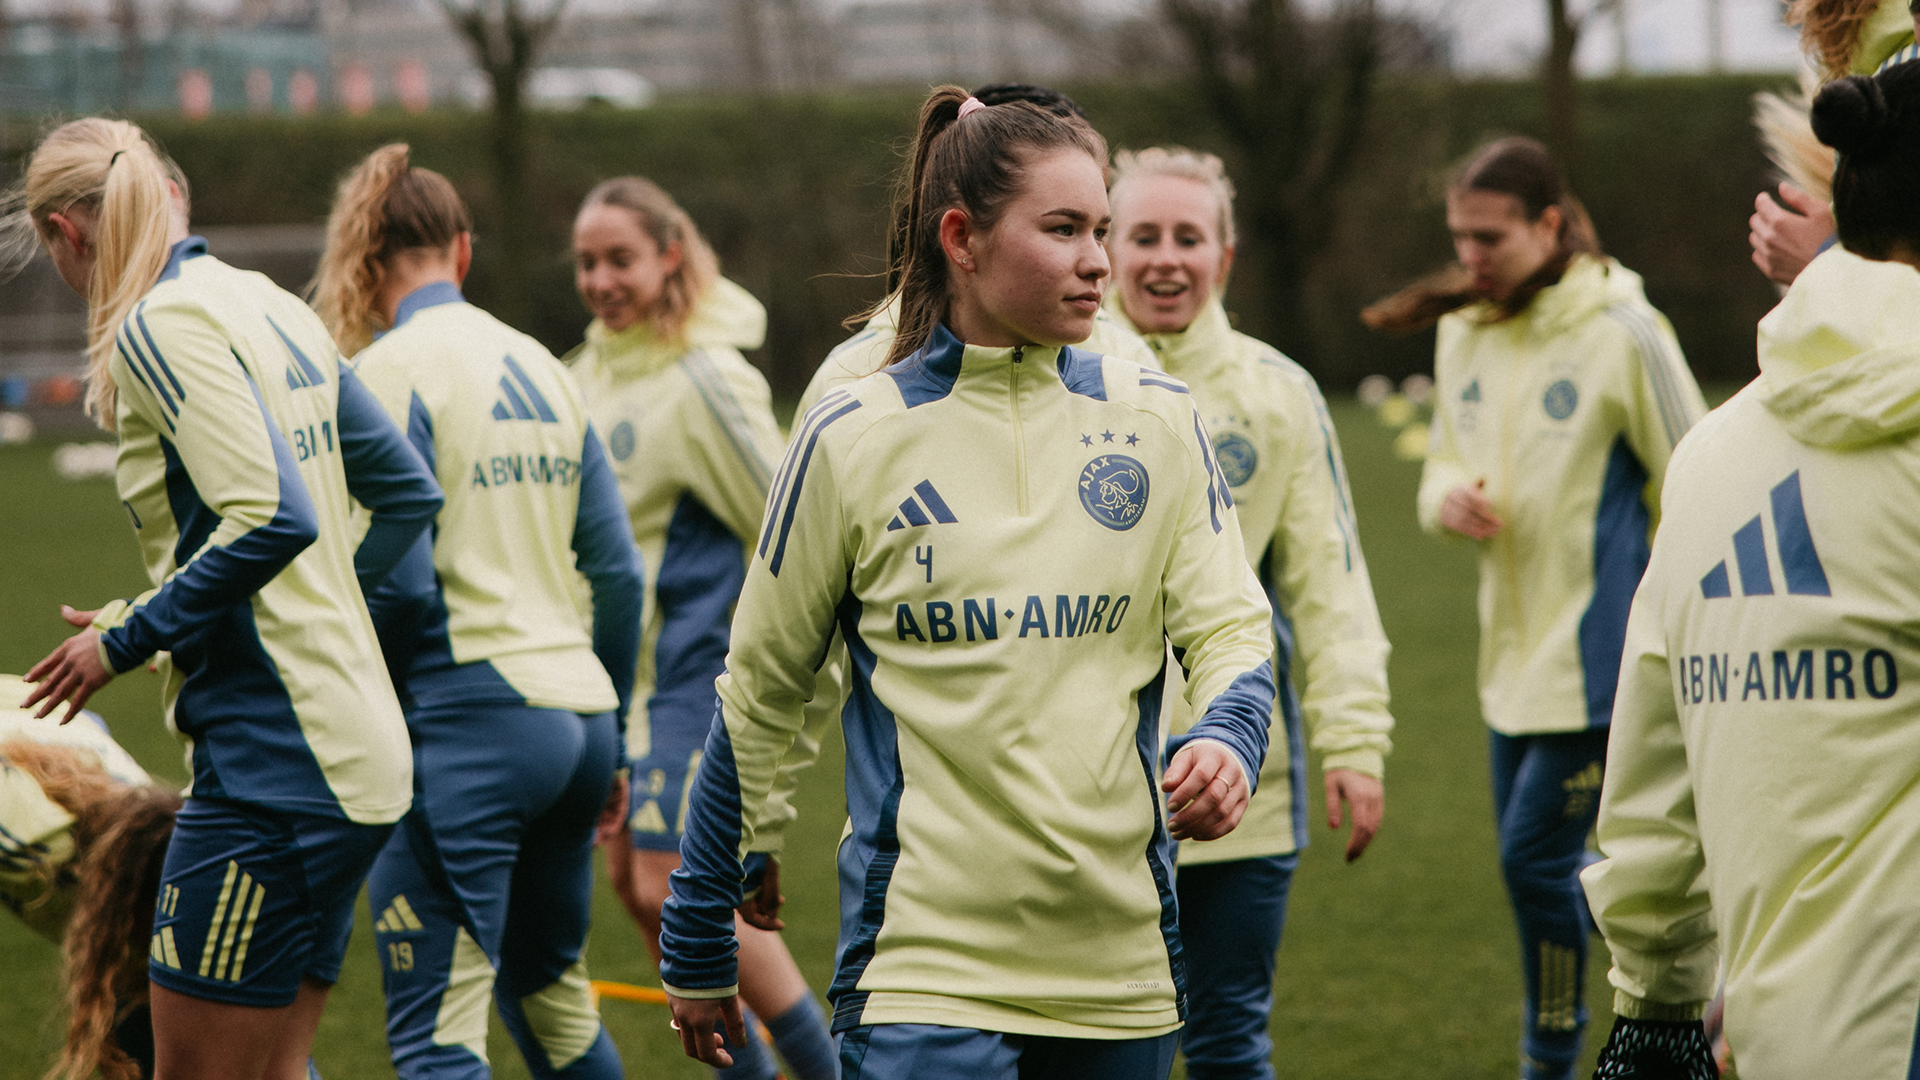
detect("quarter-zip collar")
[885,323,1064,408]
[581,275,767,380]
[1110,295,1233,381]
[386,280,464,335]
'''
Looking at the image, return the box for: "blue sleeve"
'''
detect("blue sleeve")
[338,366,442,597]
[102,379,320,671]
[660,709,747,994]
[1165,660,1276,794]
[573,426,644,729]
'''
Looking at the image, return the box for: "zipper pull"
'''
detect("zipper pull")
[1012,346,1024,364]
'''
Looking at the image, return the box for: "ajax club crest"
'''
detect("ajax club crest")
[1212,432,1257,488]
[608,420,637,461]
[1079,455,1150,531]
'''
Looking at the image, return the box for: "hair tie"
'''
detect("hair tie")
[958,97,986,119]
[108,149,126,168]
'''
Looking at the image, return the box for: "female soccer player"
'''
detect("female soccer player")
[313,144,641,1080]
[1106,146,1395,1080]
[1749,0,1914,285]
[660,86,1276,1080]
[13,117,442,1080]
[1584,62,1920,1080]
[566,177,837,1080]
[1,673,176,1080]
[1364,137,1705,1080]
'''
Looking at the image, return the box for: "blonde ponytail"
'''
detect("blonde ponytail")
[313,144,471,356]
[17,119,179,431]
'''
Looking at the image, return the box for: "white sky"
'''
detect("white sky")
[12,0,1811,75]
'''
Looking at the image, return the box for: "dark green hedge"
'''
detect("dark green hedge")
[3,74,1792,395]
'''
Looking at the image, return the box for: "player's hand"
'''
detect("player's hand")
[1439,480,1503,540]
[595,770,629,847]
[738,855,786,932]
[1163,740,1249,841]
[1591,1015,1716,1080]
[22,606,113,723]
[666,992,747,1068]
[1749,181,1834,287]
[1325,769,1384,862]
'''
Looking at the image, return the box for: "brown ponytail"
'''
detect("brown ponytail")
[313,144,471,356]
[1362,137,1599,335]
[11,120,182,431]
[1788,0,1887,81]
[879,85,1109,367]
[0,739,180,1080]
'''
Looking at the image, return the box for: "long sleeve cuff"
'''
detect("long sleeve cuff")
[1321,748,1386,779]
[1612,990,1707,1022]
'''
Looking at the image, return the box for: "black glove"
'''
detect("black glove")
[1592,1016,1717,1080]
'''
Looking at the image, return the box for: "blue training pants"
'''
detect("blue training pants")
[370,704,624,1080]
[840,1023,1179,1080]
[1489,727,1609,1080]
[1173,853,1298,1080]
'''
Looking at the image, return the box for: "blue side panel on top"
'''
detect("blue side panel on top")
[1770,471,1831,597]
[884,324,966,408]
[1578,436,1652,726]
[338,372,442,597]
[101,375,320,672]
[1732,517,1773,596]
[574,428,644,725]
[827,589,907,1033]
[1056,346,1109,401]
[1260,555,1310,850]
[1129,660,1186,1019]
[651,492,746,727]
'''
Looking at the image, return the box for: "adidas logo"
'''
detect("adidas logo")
[374,894,426,934]
[490,355,560,423]
[886,480,958,531]
[269,316,330,392]
[1462,379,1480,402]
[1701,471,1830,599]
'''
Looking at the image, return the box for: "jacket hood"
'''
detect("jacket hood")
[1460,254,1641,338]
[1755,248,1920,449]
[582,276,766,374]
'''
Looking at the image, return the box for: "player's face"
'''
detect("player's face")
[963,148,1111,347]
[1110,174,1230,335]
[1447,188,1563,303]
[572,203,682,333]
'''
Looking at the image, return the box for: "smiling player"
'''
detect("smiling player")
[1365,137,1706,1080]
[1106,146,1395,1080]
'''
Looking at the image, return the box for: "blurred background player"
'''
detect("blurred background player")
[1105,146,1395,1080]
[1585,60,1920,1080]
[565,176,838,1080]
[1363,137,1705,1080]
[659,85,1274,1080]
[1,673,176,1080]
[13,117,441,1080]
[1748,0,1916,286]
[313,144,640,1080]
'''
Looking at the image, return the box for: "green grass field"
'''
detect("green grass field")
[0,398,1622,1079]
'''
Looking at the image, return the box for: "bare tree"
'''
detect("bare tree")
[439,0,567,328]
[1542,0,1620,182]
[1161,0,1382,355]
